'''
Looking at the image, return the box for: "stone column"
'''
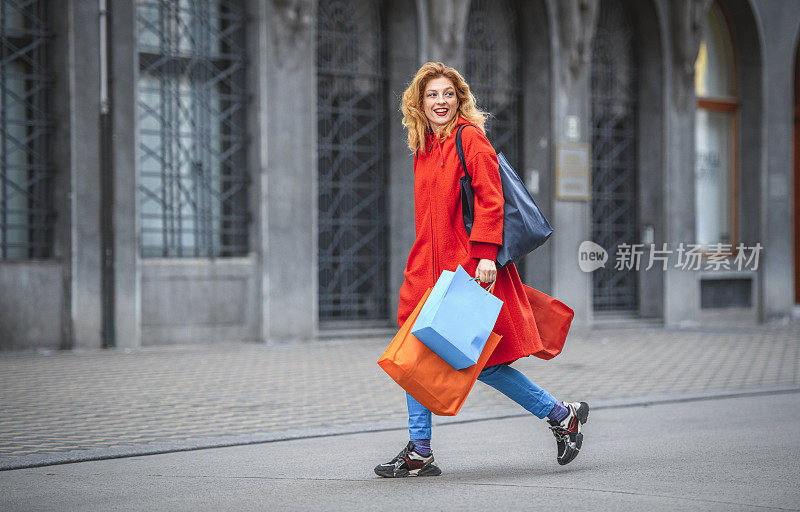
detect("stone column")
[661,0,708,327]
[387,1,420,324]
[109,0,141,348]
[249,0,270,343]
[549,0,598,327]
[519,0,553,292]
[259,0,317,342]
[757,3,798,322]
[65,0,105,349]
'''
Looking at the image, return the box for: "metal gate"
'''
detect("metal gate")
[465,0,523,272]
[590,0,639,312]
[317,0,388,323]
[0,0,53,259]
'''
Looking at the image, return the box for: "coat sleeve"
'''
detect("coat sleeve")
[464,135,504,254]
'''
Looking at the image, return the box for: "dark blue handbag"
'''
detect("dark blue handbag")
[456,124,553,267]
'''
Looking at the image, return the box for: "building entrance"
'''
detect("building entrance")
[590,0,639,312]
[316,0,389,324]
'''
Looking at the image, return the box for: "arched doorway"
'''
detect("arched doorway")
[590,0,639,312]
[316,0,389,324]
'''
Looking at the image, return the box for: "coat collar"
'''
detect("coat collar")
[425,116,473,146]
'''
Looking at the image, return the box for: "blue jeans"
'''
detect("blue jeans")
[407,363,558,440]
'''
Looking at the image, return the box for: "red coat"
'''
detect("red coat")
[398,117,542,367]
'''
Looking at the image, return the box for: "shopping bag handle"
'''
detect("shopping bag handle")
[473,278,496,295]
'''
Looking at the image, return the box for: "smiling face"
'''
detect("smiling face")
[422,76,458,132]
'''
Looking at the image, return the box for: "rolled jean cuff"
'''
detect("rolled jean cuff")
[409,427,432,440]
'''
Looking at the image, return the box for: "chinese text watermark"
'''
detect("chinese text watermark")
[578,242,762,273]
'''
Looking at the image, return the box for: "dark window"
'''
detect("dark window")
[700,278,751,309]
[0,0,53,259]
[136,0,248,258]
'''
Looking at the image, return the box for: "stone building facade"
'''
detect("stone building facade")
[1,0,798,350]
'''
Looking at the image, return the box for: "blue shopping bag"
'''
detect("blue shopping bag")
[411,265,504,370]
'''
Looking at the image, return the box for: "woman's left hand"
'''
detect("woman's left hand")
[476,258,497,283]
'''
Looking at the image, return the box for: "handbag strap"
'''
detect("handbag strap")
[455,124,477,182]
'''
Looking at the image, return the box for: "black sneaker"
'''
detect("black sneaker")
[547,401,589,465]
[374,441,442,478]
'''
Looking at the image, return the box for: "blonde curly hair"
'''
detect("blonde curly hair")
[401,62,488,154]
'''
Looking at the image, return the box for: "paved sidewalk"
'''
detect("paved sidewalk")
[2,393,799,511]
[1,321,798,469]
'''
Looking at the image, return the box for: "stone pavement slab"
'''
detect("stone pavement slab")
[0,322,798,469]
[1,393,798,512]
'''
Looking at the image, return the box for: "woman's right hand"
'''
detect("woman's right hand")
[476,258,497,283]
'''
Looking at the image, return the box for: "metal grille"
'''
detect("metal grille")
[136,0,248,258]
[0,0,53,259]
[590,0,639,311]
[317,0,389,323]
[465,0,522,167]
[465,0,524,273]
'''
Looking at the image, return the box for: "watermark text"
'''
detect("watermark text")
[578,242,762,272]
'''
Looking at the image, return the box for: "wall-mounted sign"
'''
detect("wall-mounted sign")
[527,169,540,194]
[555,142,591,201]
[565,115,581,141]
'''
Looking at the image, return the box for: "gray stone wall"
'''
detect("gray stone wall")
[0,262,64,350]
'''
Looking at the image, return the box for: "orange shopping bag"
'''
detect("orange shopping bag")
[378,288,502,416]
[523,285,574,360]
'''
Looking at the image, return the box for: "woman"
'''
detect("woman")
[374,62,589,478]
